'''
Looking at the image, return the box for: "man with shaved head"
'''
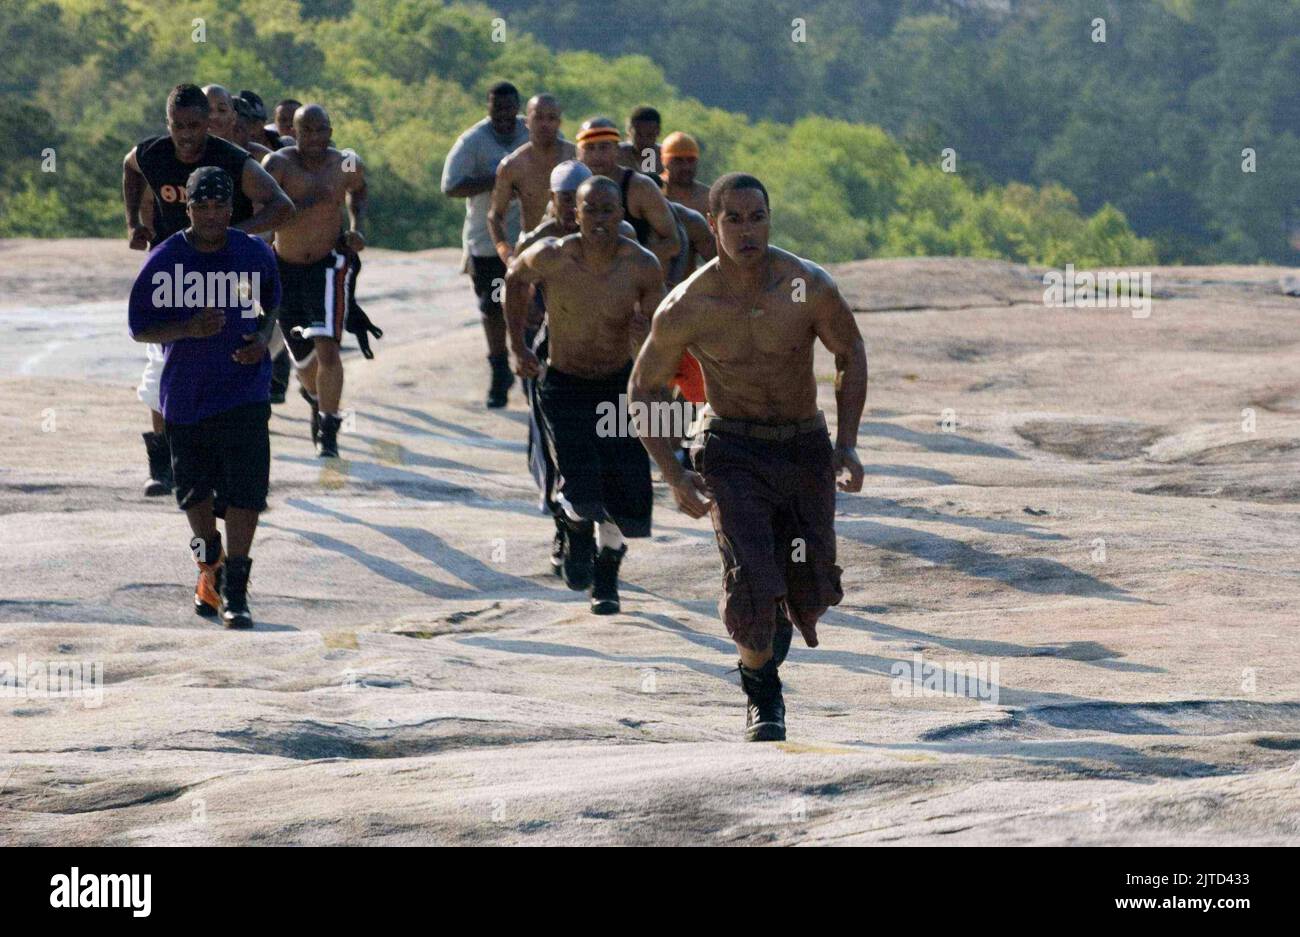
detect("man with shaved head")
[263,104,369,458]
[576,117,679,272]
[202,85,237,141]
[630,172,868,742]
[488,93,576,265]
[505,175,664,615]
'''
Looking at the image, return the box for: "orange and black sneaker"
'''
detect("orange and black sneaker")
[194,556,224,617]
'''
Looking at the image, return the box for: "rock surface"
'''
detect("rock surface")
[2,239,1298,845]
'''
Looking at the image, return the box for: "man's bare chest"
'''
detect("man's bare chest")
[285,164,345,203]
[692,296,811,365]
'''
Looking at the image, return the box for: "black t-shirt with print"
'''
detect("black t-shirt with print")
[135,134,252,246]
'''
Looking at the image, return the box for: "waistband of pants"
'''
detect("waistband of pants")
[698,411,826,442]
[543,360,633,386]
[275,249,339,271]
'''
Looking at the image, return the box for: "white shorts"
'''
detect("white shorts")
[137,343,164,413]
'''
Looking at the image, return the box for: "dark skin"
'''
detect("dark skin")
[578,135,680,269]
[505,179,663,380]
[122,103,294,250]
[442,91,521,198]
[663,153,710,217]
[489,95,576,261]
[262,104,367,415]
[631,188,866,512]
[618,120,661,173]
[130,195,273,558]
[630,186,867,668]
[275,102,300,139]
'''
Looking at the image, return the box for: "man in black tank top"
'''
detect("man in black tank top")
[122,83,294,498]
[618,168,653,245]
[124,84,292,249]
[574,117,680,271]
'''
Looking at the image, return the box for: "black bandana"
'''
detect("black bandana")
[185,165,234,204]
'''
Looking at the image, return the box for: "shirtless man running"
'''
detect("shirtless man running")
[514,160,637,577]
[488,94,575,265]
[263,104,368,458]
[506,176,664,614]
[630,173,868,742]
[660,131,710,217]
[575,118,679,270]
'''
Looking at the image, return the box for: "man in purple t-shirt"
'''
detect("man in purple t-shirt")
[128,167,282,628]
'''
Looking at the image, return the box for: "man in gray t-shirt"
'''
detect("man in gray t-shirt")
[441,81,530,408]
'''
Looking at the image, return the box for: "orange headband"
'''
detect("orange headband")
[661,131,699,160]
[577,126,621,145]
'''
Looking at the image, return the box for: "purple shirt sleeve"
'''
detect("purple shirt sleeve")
[128,241,181,339]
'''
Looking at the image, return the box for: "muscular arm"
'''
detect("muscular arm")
[631,253,665,355]
[237,158,294,234]
[630,174,680,269]
[122,148,153,248]
[344,153,368,239]
[630,295,696,487]
[486,156,517,261]
[122,148,146,227]
[503,240,553,363]
[809,269,868,489]
[680,206,715,263]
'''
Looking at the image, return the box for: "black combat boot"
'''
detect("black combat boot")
[590,544,627,615]
[560,517,595,591]
[739,658,786,742]
[317,413,342,458]
[486,353,514,408]
[142,431,173,497]
[221,556,254,629]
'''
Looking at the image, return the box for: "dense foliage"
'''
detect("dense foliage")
[493,0,1300,265]
[1,0,1167,267]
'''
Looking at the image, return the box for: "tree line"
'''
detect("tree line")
[2,0,1168,267]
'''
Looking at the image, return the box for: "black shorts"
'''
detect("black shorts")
[276,249,352,367]
[538,361,652,537]
[469,254,507,321]
[166,401,272,513]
